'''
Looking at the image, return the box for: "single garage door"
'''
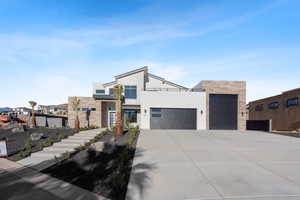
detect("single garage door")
[209,94,238,130]
[150,108,197,129]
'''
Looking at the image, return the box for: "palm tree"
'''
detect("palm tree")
[28,101,37,127]
[114,84,123,136]
[71,97,80,129]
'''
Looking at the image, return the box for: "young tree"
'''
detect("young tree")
[114,84,123,136]
[28,101,37,127]
[71,97,80,129]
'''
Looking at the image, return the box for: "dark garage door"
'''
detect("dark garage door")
[150,108,197,129]
[209,94,238,130]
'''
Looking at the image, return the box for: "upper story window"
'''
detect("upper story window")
[268,102,279,109]
[95,89,105,94]
[286,97,298,107]
[255,104,264,111]
[124,85,137,99]
[109,88,116,96]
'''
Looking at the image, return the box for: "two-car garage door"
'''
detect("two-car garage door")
[150,108,197,129]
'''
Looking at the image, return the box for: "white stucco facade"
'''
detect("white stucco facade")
[140,91,206,130]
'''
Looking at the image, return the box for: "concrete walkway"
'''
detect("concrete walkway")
[17,128,104,171]
[0,158,107,200]
[126,130,300,200]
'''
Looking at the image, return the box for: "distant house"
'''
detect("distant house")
[38,104,68,115]
[13,107,31,115]
[0,107,13,113]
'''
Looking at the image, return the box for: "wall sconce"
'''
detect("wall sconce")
[144,109,147,114]
[201,110,203,115]
[241,112,244,117]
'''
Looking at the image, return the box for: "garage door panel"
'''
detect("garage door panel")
[209,94,237,130]
[150,108,197,129]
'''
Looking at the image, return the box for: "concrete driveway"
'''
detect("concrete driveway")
[126,130,300,200]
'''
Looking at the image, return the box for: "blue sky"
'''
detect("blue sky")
[1,0,300,107]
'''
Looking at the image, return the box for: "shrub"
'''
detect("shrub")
[127,126,139,146]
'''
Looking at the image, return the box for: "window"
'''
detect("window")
[151,108,161,112]
[255,104,263,111]
[152,114,161,118]
[125,85,137,99]
[124,110,137,123]
[109,88,116,96]
[95,89,105,94]
[78,108,96,111]
[268,102,279,109]
[287,97,298,107]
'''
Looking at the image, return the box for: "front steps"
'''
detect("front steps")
[17,128,104,170]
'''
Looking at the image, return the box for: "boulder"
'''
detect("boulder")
[89,141,104,152]
[30,133,43,141]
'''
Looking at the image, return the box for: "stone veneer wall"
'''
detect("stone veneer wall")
[68,97,102,128]
[196,81,247,130]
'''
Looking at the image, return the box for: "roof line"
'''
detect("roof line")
[148,73,188,89]
[103,81,117,87]
[115,66,148,79]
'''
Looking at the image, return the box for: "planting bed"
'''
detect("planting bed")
[42,129,139,200]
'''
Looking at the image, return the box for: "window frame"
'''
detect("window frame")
[268,102,279,110]
[124,110,138,123]
[286,97,298,108]
[124,85,137,99]
[255,104,264,111]
[95,89,105,94]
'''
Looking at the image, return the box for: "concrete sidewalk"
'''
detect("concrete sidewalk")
[126,130,300,200]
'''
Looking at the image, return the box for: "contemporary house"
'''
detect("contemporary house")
[68,67,246,130]
[38,104,68,115]
[249,87,300,131]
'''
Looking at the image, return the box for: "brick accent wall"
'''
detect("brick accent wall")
[196,81,247,130]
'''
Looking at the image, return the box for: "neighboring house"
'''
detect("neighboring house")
[0,107,13,113]
[13,107,31,115]
[38,104,68,115]
[68,66,246,130]
[249,87,300,131]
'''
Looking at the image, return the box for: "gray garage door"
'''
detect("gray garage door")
[150,108,197,129]
[209,94,238,130]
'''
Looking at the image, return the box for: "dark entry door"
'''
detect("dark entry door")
[209,94,238,130]
[150,108,197,129]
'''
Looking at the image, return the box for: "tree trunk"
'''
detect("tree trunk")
[115,100,123,136]
[31,110,36,127]
[75,114,80,130]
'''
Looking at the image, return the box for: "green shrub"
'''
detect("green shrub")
[58,135,65,140]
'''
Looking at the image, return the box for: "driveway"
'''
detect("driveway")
[126,130,300,200]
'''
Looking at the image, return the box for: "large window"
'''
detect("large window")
[124,110,137,123]
[125,85,137,99]
[95,89,105,94]
[287,97,298,107]
[268,102,279,109]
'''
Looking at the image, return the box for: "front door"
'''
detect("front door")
[108,111,116,127]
